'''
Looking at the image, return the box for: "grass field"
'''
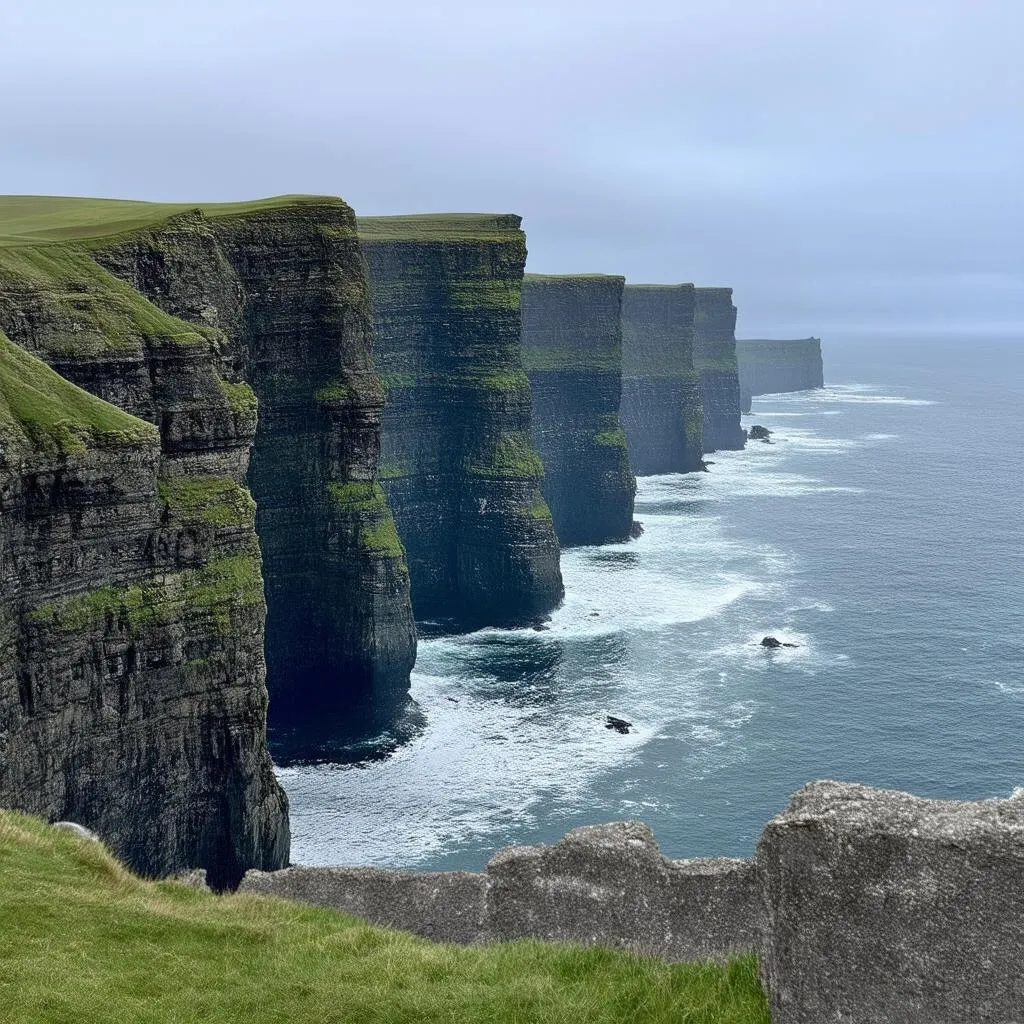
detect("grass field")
[0,194,346,248]
[357,212,523,242]
[0,811,771,1024]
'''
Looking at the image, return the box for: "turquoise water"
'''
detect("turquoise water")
[282,336,1024,868]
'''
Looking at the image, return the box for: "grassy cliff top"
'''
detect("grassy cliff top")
[357,213,523,242]
[523,273,626,284]
[0,194,348,248]
[0,329,158,459]
[624,282,695,291]
[0,811,770,1024]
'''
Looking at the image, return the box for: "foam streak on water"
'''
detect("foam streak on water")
[284,338,1024,870]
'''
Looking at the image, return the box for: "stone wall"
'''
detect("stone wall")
[693,287,745,452]
[736,338,824,413]
[620,284,705,475]
[521,274,635,546]
[242,781,1024,1023]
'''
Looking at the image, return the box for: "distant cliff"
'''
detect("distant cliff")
[736,338,824,411]
[521,274,635,545]
[358,215,563,629]
[694,288,744,452]
[0,194,420,883]
[620,284,704,475]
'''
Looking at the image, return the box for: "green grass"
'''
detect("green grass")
[470,432,546,480]
[523,273,625,284]
[158,476,257,530]
[218,378,259,418]
[0,194,348,248]
[0,812,771,1024]
[0,329,158,459]
[594,426,628,449]
[25,544,264,638]
[357,213,523,242]
[327,480,390,514]
[522,347,622,373]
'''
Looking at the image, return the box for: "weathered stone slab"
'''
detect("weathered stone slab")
[239,865,488,944]
[757,780,1024,1024]
[486,822,762,962]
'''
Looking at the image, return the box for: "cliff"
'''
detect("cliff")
[620,284,704,475]
[693,288,745,452]
[357,215,563,628]
[0,309,287,888]
[0,194,419,882]
[736,338,824,412]
[520,274,635,546]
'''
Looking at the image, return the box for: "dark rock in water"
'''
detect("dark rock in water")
[589,611,601,617]
[748,425,773,441]
[629,520,645,539]
[620,284,705,475]
[358,215,564,630]
[694,288,745,453]
[532,624,550,632]
[605,715,633,734]
[782,642,799,648]
[521,274,636,546]
[761,636,783,648]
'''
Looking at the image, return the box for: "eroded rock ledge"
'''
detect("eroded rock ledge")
[358,214,563,629]
[521,274,636,546]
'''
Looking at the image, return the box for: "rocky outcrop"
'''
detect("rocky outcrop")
[520,274,635,546]
[620,284,704,475]
[91,201,416,745]
[0,321,288,889]
[694,288,745,452]
[757,781,1024,1024]
[736,338,824,412]
[358,215,563,628]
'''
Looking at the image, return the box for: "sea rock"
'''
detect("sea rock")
[694,288,745,453]
[605,715,632,734]
[629,521,644,539]
[748,424,773,441]
[521,274,636,546]
[358,214,563,630]
[620,284,705,474]
[736,338,824,410]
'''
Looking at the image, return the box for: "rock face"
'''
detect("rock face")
[358,215,563,628]
[620,285,705,475]
[757,781,1024,1024]
[520,274,635,546]
[694,288,745,452]
[736,338,824,413]
[0,322,288,889]
[0,195,418,883]
[92,201,416,741]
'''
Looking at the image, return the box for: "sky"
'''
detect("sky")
[2,0,1021,336]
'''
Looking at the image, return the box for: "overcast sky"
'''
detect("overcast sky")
[2,0,1021,335]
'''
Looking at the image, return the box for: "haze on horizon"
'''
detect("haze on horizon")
[1,0,1021,337]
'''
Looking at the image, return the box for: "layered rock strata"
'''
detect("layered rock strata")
[358,215,563,628]
[0,194,418,881]
[736,338,824,412]
[0,308,288,888]
[694,287,745,452]
[91,201,416,741]
[520,274,635,546]
[620,284,704,475]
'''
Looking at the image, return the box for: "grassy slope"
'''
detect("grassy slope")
[0,328,157,459]
[0,194,346,248]
[357,213,522,242]
[0,812,770,1024]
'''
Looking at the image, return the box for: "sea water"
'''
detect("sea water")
[281,335,1024,869]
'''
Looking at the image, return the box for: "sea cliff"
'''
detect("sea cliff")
[620,284,704,475]
[358,215,563,629]
[693,287,744,452]
[520,274,635,545]
[736,337,824,412]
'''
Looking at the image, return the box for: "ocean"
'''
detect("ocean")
[280,335,1024,869]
